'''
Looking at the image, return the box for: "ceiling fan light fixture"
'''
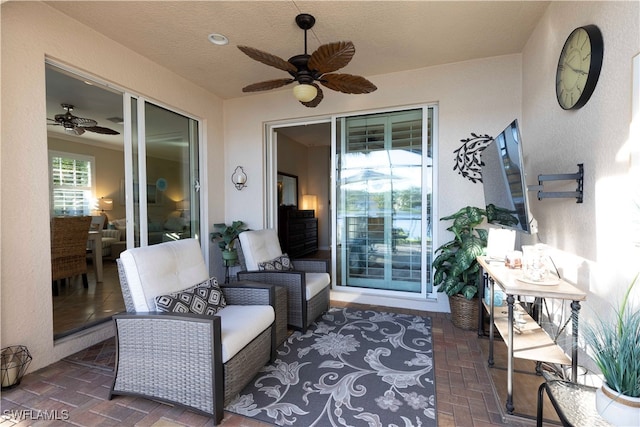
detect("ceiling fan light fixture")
[208,33,229,45]
[293,84,317,102]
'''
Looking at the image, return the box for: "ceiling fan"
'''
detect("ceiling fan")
[238,13,377,107]
[47,104,120,136]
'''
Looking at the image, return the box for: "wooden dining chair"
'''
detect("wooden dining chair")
[51,216,92,296]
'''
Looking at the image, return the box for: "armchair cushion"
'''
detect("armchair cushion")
[217,305,274,363]
[119,238,209,312]
[239,229,283,270]
[155,277,227,315]
[306,272,331,299]
[258,253,294,271]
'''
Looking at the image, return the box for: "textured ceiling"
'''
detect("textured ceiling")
[45,1,550,101]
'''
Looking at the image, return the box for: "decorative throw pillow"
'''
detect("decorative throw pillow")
[154,277,227,315]
[258,254,294,271]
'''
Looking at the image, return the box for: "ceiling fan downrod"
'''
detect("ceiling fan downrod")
[295,13,315,55]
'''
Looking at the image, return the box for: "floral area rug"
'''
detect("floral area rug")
[226,307,437,427]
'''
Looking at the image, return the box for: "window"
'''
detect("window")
[49,151,95,216]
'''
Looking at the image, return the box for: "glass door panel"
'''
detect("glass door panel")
[143,102,200,245]
[335,108,433,295]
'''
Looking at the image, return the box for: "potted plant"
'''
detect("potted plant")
[433,205,517,329]
[583,273,640,426]
[211,221,247,266]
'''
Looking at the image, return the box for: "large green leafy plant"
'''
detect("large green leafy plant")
[433,205,517,300]
[211,221,247,252]
[583,273,640,398]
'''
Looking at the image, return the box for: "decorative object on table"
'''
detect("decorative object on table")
[485,228,516,261]
[231,166,247,190]
[433,205,516,329]
[505,250,523,269]
[556,25,604,110]
[522,244,550,283]
[237,13,376,108]
[583,273,640,426]
[452,133,493,183]
[226,307,436,427]
[211,221,247,266]
[1,345,32,389]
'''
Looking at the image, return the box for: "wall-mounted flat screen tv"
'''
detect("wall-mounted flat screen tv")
[481,119,533,234]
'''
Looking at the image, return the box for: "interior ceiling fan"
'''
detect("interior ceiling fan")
[47,104,120,136]
[238,13,377,107]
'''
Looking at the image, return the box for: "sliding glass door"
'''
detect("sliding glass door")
[334,107,435,296]
[124,98,201,247]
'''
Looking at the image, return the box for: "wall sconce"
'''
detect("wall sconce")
[231,166,247,190]
[302,194,317,214]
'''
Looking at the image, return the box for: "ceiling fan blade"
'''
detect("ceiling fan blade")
[320,73,377,94]
[84,126,120,135]
[72,117,98,128]
[242,78,295,92]
[300,84,324,108]
[238,45,297,73]
[308,41,355,74]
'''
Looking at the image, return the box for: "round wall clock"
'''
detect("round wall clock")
[555,25,604,110]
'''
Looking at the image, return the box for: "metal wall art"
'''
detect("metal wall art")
[453,133,493,183]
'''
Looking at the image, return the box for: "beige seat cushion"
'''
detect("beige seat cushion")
[119,239,209,312]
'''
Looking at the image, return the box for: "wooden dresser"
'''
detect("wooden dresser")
[278,207,318,258]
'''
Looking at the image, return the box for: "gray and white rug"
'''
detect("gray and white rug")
[226,307,437,426]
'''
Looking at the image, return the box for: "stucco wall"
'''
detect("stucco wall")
[1,2,224,371]
[522,1,640,312]
[223,54,523,310]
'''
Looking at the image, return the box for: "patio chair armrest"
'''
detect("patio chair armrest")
[220,282,275,306]
[236,270,305,290]
[291,258,329,273]
[111,312,223,420]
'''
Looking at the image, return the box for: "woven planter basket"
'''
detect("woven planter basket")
[449,294,479,330]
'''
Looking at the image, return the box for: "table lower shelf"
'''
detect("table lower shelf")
[487,302,571,366]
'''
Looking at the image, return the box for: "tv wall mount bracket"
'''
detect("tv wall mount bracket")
[529,163,584,203]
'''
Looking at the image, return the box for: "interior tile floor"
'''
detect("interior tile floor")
[1,299,549,427]
[53,259,126,339]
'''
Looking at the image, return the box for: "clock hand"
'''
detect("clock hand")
[564,62,588,76]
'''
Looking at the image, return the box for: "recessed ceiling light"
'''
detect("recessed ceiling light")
[208,33,229,45]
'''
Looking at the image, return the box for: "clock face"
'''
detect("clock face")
[555,25,604,110]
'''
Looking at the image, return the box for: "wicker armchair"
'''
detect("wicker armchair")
[51,216,92,296]
[109,239,277,424]
[237,229,330,332]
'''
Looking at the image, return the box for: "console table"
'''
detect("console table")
[477,257,587,415]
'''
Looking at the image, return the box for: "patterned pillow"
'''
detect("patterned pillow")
[154,277,227,315]
[258,254,294,271]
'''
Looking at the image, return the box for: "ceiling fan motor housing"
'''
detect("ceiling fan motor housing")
[288,54,315,84]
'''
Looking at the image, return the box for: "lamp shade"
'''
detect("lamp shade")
[302,194,317,213]
[293,84,317,102]
[98,198,113,211]
[176,200,190,211]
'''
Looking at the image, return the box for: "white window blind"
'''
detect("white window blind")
[49,151,95,216]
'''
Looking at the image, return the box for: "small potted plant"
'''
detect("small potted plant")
[583,273,640,426]
[211,221,247,266]
[433,205,517,329]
